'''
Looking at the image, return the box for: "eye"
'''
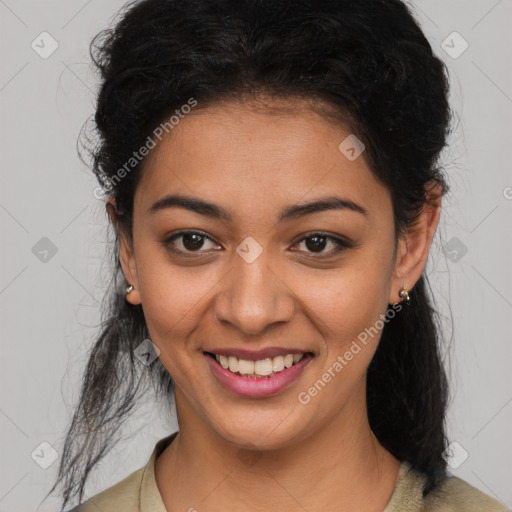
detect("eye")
[163,230,221,256]
[292,232,350,258]
[162,230,351,259]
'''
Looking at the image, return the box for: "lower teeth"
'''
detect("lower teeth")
[234,367,282,379]
[220,371,276,379]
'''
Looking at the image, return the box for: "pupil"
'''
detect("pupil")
[183,233,204,251]
[306,235,326,252]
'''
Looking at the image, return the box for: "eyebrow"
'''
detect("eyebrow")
[148,193,368,222]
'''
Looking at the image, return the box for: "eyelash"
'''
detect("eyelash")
[162,230,351,260]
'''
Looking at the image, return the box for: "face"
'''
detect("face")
[117,98,430,450]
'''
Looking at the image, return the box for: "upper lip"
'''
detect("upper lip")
[205,347,313,361]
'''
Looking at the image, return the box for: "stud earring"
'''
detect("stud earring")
[126,284,134,295]
[399,285,410,304]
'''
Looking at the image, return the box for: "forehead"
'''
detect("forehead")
[134,99,390,221]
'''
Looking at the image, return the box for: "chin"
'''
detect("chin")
[208,406,313,452]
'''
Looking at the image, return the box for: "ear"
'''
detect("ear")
[106,196,142,305]
[389,180,443,304]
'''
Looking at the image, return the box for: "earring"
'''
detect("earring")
[126,284,134,295]
[399,285,410,304]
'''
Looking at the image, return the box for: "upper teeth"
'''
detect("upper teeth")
[215,353,305,376]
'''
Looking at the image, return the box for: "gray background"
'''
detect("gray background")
[1,1,511,510]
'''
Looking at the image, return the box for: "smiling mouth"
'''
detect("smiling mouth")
[204,351,314,379]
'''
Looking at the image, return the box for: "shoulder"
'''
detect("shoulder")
[385,462,509,512]
[424,474,509,512]
[64,432,178,512]
[65,466,145,512]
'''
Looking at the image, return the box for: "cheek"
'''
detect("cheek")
[297,247,394,356]
[133,242,218,350]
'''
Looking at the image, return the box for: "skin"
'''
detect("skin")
[112,97,442,512]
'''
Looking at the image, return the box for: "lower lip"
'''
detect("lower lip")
[205,353,313,398]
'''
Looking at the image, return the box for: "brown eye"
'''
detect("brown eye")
[294,233,350,258]
[304,234,328,252]
[182,233,206,251]
[163,230,221,255]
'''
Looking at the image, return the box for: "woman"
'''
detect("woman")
[47,0,507,510]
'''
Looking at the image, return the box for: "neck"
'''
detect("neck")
[155,381,400,512]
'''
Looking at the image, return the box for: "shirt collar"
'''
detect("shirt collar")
[139,431,179,511]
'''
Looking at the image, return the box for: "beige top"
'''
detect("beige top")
[71,431,508,512]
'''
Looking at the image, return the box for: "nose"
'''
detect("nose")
[213,250,295,335]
